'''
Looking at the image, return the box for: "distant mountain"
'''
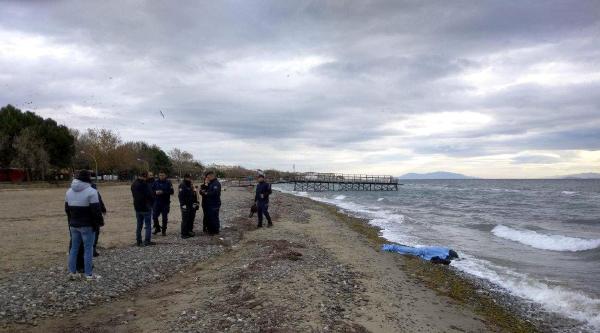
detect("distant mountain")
[558,173,600,179]
[398,171,477,180]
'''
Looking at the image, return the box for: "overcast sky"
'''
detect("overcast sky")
[1,1,599,178]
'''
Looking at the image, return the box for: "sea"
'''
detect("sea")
[275,179,600,332]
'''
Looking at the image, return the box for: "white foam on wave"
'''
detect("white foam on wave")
[377,198,385,202]
[492,225,600,252]
[562,191,578,195]
[453,254,600,331]
[278,187,418,245]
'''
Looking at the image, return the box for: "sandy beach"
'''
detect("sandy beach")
[0,183,535,332]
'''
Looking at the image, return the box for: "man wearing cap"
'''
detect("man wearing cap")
[65,170,104,280]
[178,173,199,238]
[200,171,221,235]
[152,170,174,236]
[131,172,155,246]
[255,174,273,228]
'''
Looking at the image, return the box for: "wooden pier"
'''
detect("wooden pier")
[293,173,398,192]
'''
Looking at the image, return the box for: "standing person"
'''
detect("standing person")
[178,174,199,239]
[255,174,273,228]
[146,171,156,229]
[152,170,174,236]
[199,175,209,233]
[65,170,103,280]
[200,171,221,235]
[91,183,107,256]
[131,172,155,246]
[73,182,106,272]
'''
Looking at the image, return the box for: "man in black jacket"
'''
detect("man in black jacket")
[65,170,104,280]
[255,174,273,228]
[178,173,199,238]
[200,171,221,235]
[131,172,155,246]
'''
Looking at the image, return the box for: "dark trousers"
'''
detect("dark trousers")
[181,208,196,236]
[93,226,100,251]
[257,201,272,226]
[202,205,208,232]
[153,203,170,231]
[206,206,220,234]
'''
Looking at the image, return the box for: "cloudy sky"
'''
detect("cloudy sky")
[1,1,599,178]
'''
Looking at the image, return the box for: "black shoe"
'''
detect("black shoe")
[257,224,263,228]
[267,222,273,228]
[181,234,191,239]
[93,250,100,257]
[144,241,157,246]
[189,231,196,237]
[161,230,166,236]
[136,241,143,247]
[153,228,161,235]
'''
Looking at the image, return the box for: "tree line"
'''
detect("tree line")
[1,104,295,182]
[0,105,204,181]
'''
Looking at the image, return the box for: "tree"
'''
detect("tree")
[0,104,75,170]
[11,128,50,181]
[77,128,122,174]
[169,148,192,177]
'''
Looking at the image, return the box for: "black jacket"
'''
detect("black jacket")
[65,180,104,228]
[152,179,174,206]
[131,178,153,212]
[255,181,272,203]
[204,179,221,208]
[178,180,198,210]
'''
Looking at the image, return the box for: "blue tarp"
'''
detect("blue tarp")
[382,244,456,261]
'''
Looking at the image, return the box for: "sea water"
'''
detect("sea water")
[275,179,600,332]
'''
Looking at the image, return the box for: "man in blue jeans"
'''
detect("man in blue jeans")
[65,170,104,280]
[131,172,155,246]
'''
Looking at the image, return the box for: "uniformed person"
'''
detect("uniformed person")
[178,174,198,238]
[200,171,221,235]
[255,174,273,228]
[199,175,209,233]
[152,170,174,236]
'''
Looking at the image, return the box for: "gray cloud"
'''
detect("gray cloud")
[1,0,599,175]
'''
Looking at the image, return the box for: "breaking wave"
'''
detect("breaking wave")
[492,225,600,252]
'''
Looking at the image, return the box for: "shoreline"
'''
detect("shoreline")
[0,184,569,332]
[286,189,584,333]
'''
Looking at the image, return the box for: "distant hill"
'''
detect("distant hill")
[398,171,477,180]
[558,173,600,179]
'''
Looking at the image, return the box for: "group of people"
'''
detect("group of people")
[64,169,273,280]
[130,170,223,245]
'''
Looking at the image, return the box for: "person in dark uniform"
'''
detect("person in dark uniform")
[200,171,221,235]
[91,183,107,256]
[178,173,199,238]
[255,174,273,228]
[199,175,209,233]
[152,170,174,236]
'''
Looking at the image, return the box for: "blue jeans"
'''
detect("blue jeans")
[136,211,152,243]
[69,226,95,276]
